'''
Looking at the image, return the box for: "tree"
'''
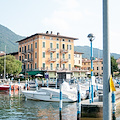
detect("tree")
[0,55,22,75]
[111,56,118,76]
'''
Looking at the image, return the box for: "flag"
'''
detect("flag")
[110,75,116,91]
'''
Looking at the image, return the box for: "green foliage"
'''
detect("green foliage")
[111,56,118,76]
[0,55,22,75]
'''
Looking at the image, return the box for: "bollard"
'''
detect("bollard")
[96,79,98,96]
[112,91,116,120]
[77,84,81,119]
[42,78,44,87]
[9,79,11,97]
[89,80,92,103]
[59,84,62,112]
[35,78,38,91]
[28,79,29,89]
[47,78,49,88]
[25,80,27,91]
[56,78,57,89]
[18,79,20,90]
[42,78,43,86]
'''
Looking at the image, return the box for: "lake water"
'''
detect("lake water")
[0,90,120,120]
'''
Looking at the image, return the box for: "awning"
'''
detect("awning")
[26,71,44,76]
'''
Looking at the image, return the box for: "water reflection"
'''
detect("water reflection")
[0,91,119,120]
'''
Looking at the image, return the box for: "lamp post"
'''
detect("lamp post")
[87,33,95,103]
[24,59,27,80]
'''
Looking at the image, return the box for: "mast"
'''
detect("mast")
[4,45,6,80]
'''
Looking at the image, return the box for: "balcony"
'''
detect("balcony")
[60,49,68,53]
[22,50,27,55]
[48,58,56,62]
[27,49,33,53]
[61,59,68,63]
[48,48,56,53]
[28,58,33,62]
[40,67,48,71]
[22,59,28,63]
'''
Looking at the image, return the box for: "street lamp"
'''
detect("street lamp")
[87,33,95,103]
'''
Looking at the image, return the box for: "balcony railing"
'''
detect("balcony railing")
[48,48,56,52]
[60,49,68,53]
[22,50,27,55]
[61,59,68,63]
[28,58,33,62]
[27,49,33,53]
[40,67,48,71]
[48,58,56,62]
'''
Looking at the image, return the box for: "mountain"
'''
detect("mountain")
[74,46,120,59]
[0,24,25,53]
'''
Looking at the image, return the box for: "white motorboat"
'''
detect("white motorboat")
[22,82,77,102]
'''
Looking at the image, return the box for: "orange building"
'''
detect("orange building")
[17,31,78,79]
[82,58,103,76]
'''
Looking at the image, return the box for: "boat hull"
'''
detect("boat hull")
[22,88,77,103]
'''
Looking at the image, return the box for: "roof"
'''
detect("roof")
[74,51,84,54]
[7,52,18,55]
[16,33,78,43]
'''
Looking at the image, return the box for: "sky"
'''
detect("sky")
[0,0,120,54]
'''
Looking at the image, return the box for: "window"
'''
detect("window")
[50,37,53,40]
[25,46,26,52]
[97,67,99,70]
[70,45,72,50]
[25,55,27,59]
[50,52,53,59]
[31,44,33,50]
[31,54,33,59]
[22,47,23,52]
[35,63,37,69]
[28,64,29,70]
[43,63,45,68]
[35,52,37,58]
[69,64,71,70]
[31,64,32,70]
[43,52,45,58]
[68,54,71,59]
[93,67,94,70]
[50,63,53,70]
[42,36,45,39]
[35,42,37,48]
[43,42,45,48]
[56,43,59,49]
[62,44,65,49]
[56,63,59,68]
[19,56,21,61]
[57,53,59,59]
[56,38,59,41]
[63,53,65,59]
[22,56,23,61]
[102,67,103,70]
[62,39,65,41]
[63,64,65,69]
[28,54,29,60]
[19,47,21,52]
[50,43,53,49]
[68,39,71,42]
[28,45,30,50]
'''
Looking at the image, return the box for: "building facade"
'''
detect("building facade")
[82,58,103,76]
[73,51,88,78]
[17,31,78,79]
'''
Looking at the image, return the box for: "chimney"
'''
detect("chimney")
[57,32,60,35]
[51,31,53,34]
[46,31,48,34]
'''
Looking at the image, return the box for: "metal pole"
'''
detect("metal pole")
[91,41,94,103]
[4,45,6,80]
[103,0,111,120]
[112,91,116,120]
[89,80,91,103]
[77,84,81,119]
